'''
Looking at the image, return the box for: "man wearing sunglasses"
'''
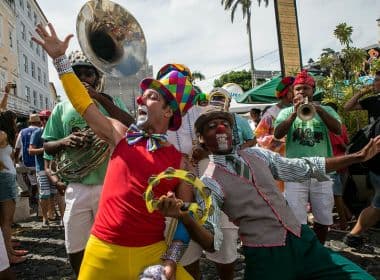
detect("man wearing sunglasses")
[41,50,134,276]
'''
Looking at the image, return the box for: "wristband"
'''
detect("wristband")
[53,55,73,76]
[161,240,187,263]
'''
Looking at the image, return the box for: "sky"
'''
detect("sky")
[36,0,380,96]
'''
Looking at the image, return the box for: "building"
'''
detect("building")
[14,0,53,114]
[0,0,23,112]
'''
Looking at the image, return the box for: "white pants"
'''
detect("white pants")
[180,212,238,266]
[285,178,334,225]
[63,183,102,253]
[0,229,9,272]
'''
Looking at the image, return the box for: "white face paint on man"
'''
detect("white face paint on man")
[136,105,148,129]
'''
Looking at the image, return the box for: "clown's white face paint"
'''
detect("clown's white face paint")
[136,105,148,128]
[215,124,229,152]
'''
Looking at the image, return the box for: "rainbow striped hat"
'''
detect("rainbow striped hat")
[140,70,197,131]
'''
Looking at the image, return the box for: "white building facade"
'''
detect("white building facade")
[15,0,53,113]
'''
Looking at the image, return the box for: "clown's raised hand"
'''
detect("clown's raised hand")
[32,23,73,59]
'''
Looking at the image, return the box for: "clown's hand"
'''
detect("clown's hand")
[32,23,73,60]
[156,192,185,219]
[139,264,168,280]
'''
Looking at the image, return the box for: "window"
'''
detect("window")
[36,44,40,56]
[19,0,24,10]
[31,61,35,78]
[0,69,6,92]
[39,94,43,108]
[27,2,31,19]
[37,67,41,82]
[33,12,37,26]
[45,97,48,109]
[33,90,37,106]
[25,86,30,102]
[21,22,26,41]
[43,72,47,86]
[23,55,28,73]
[8,26,14,49]
[29,33,33,49]
[42,50,46,61]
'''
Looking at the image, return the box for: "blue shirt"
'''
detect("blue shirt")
[30,128,44,172]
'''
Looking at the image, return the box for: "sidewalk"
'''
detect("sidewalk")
[10,216,380,279]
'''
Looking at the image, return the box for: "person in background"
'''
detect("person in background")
[274,70,342,244]
[0,83,27,265]
[15,114,41,211]
[29,110,64,227]
[255,76,294,192]
[248,108,261,131]
[343,71,380,247]
[324,102,353,231]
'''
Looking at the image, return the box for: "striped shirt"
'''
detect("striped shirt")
[198,147,328,251]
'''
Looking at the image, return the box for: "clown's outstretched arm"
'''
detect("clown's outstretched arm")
[32,23,124,147]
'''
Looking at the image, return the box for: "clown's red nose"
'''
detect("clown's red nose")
[216,124,226,134]
[136,95,143,105]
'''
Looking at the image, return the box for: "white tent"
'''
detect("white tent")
[229,99,275,113]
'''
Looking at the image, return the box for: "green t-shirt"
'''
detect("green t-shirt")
[42,99,126,185]
[274,105,341,158]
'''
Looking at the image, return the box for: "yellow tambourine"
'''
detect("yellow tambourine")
[143,167,213,225]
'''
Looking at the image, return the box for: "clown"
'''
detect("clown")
[274,70,342,244]
[32,23,212,279]
[159,105,378,280]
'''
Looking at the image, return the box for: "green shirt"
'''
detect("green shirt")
[42,99,126,185]
[274,105,341,158]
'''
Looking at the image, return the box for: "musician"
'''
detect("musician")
[33,23,204,279]
[274,70,341,244]
[41,49,133,276]
[159,105,377,279]
[343,70,380,248]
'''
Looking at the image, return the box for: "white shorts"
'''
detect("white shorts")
[285,178,334,225]
[63,183,102,254]
[180,212,238,266]
[0,228,9,272]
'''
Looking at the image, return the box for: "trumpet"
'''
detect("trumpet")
[297,96,315,121]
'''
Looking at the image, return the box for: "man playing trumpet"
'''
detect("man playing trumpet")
[274,70,341,244]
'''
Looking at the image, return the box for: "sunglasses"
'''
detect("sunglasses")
[73,68,97,78]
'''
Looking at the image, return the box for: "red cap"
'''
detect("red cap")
[39,110,51,118]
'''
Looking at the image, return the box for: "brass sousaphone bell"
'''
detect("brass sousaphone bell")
[76,0,147,78]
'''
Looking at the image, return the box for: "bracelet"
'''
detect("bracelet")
[53,55,73,76]
[161,241,188,263]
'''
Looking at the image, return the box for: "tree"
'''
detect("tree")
[318,23,368,136]
[213,70,265,91]
[221,0,268,88]
[192,71,206,82]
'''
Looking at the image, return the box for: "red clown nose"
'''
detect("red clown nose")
[216,124,227,134]
[136,95,143,105]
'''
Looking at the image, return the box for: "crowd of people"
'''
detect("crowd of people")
[0,21,379,280]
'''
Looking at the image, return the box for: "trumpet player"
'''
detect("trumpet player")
[274,70,341,244]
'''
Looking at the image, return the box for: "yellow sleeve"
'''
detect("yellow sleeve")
[60,72,94,115]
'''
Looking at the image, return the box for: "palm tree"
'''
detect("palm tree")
[334,23,353,49]
[192,71,206,82]
[221,0,268,88]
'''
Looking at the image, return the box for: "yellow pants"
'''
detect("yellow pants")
[79,235,193,279]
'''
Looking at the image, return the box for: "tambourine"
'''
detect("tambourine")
[143,167,213,225]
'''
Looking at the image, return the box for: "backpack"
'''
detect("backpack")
[347,117,380,174]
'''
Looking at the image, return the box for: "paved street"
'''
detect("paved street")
[10,216,380,279]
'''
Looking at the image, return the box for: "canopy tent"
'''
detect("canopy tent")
[236,75,323,104]
[229,99,275,113]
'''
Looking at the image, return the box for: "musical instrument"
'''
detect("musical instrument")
[208,87,231,112]
[50,127,110,182]
[143,167,213,225]
[297,96,315,121]
[76,0,147,78]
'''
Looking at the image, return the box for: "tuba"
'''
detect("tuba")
[297,97,315,121]
[51,0,146,182]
